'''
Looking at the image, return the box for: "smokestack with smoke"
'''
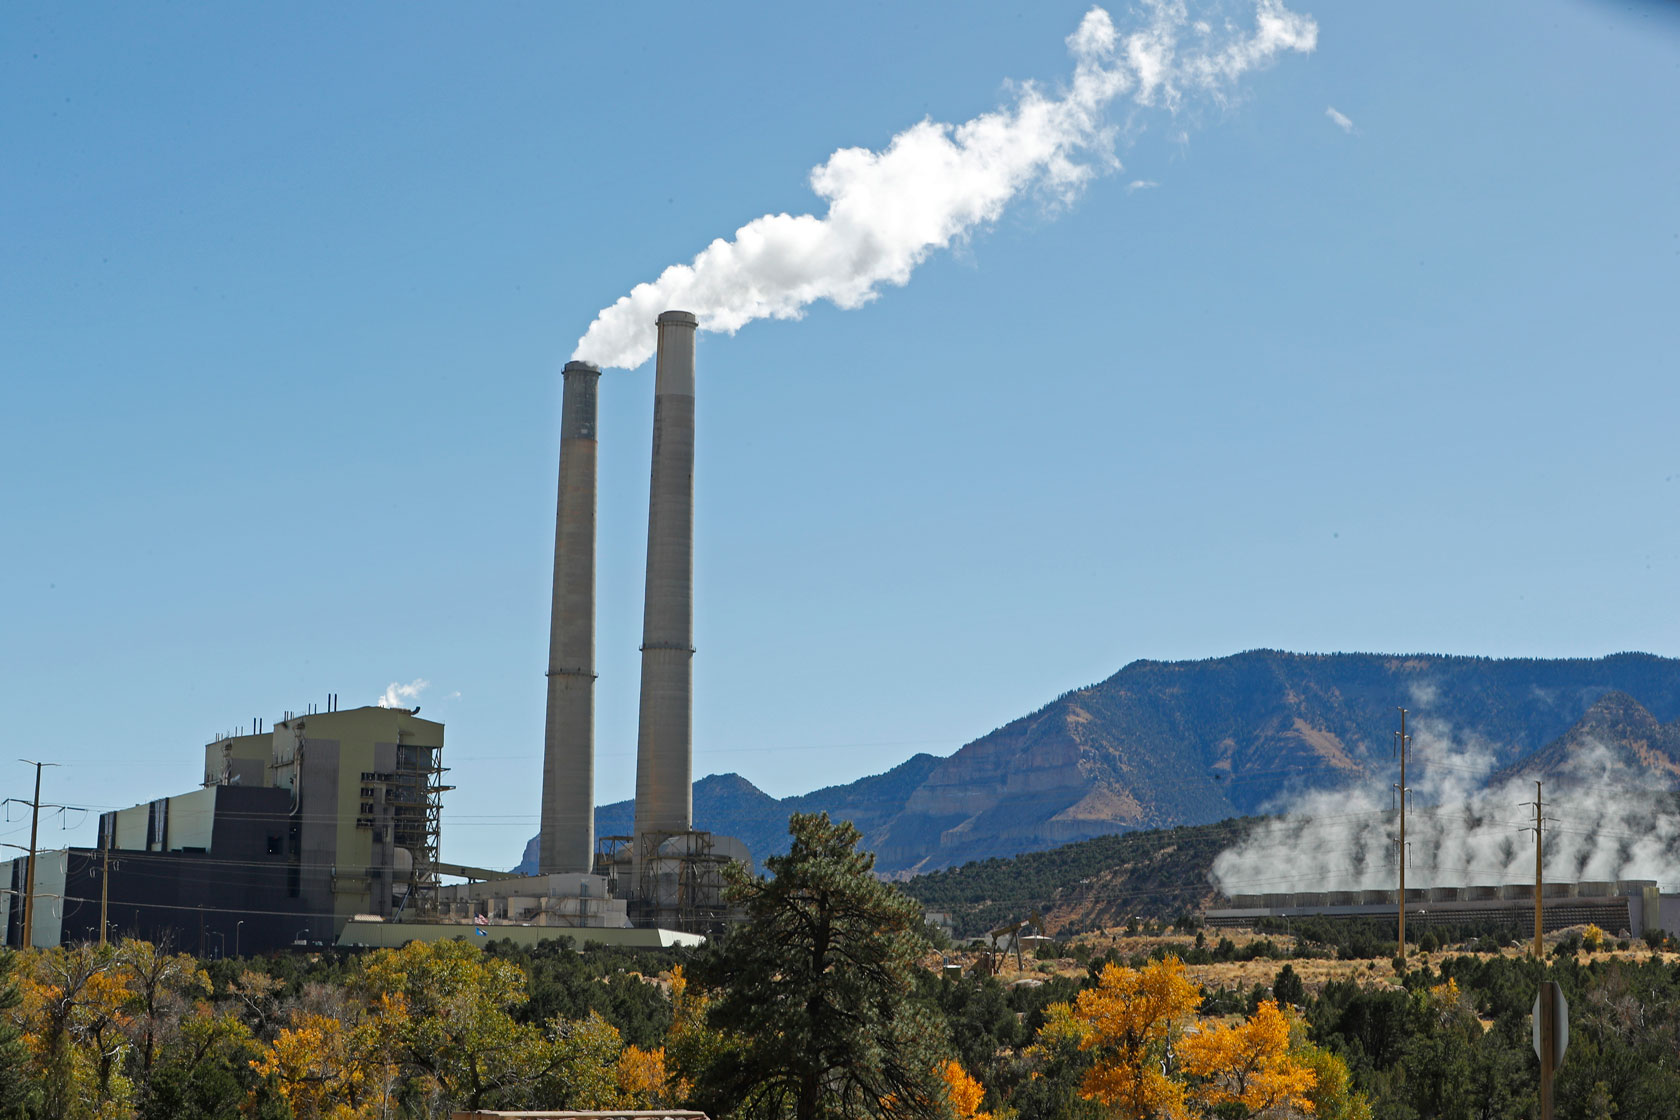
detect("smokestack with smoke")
[572,1,1317,371]
[1210,717,1680,895]
[632,312,699,872]
[540,360,601,876]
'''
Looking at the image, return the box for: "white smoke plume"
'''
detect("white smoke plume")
[377,678,429,709]
[572,1,1318,370]
[1210,718,1680,894]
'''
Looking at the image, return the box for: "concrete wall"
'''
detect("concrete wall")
[203,733,271,787]
[338,918,702,951]
[1,859,16,946]
[167,787,218,851]
[111,805,150,851]
[5,850,68,949]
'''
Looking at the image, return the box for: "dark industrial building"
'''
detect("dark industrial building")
[2,705,446,952]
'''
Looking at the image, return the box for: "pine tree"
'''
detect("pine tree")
[682,812,949,1120]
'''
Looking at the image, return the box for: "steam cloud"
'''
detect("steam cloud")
[572,1,1318,370]
[1210,716,1680,895]
[377,678,429,709]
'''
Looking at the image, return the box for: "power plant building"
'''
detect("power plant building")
[1206,880,1680,939]
[2,705,445,953]
[5,307,750,952]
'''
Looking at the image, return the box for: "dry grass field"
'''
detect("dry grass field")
[934,925,1680,997]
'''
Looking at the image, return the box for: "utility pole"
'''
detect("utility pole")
[15,760,58,951]
[1519,781,1555,959]
[99,821,111,948]
[5,761,92,950]
[1394,709,1411,955]
[1534,782,1544,958]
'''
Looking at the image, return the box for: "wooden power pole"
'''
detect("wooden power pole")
[1394,709,1411,954]
[20,760,48,951]
[6,760,82,950]
[1518,780,1552,959]
[1534,781,1544,958]
[99,822,111,947]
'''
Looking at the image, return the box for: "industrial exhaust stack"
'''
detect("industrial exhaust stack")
[539,359,601,875]
[632,311,698,873]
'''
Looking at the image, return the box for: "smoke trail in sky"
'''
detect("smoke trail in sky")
[1209,716,1680,894]
[377,678,429,709]
[572,1,1317,370]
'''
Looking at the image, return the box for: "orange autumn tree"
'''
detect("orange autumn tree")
[939,1059,993,1120]
[1180,999,1316,1119]
[617,1043,669,1107]
[1071,956,1200,1120]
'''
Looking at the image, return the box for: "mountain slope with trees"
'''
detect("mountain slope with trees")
[518,650,1680,877]
[1495,690,1680,785]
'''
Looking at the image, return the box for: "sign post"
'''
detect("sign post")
[1532,981,1568,1120]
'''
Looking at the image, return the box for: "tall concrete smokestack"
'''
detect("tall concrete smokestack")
[633,311,697,865]
[539,359,600,875]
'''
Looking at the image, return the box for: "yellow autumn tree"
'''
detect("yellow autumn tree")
[617,1044,669,1107]
[939,1059,993,1120]
[249,1007,397,1120]
[1071,956,1200,1120]
[663,963,723,1106]
[112,938,210,1088]
[1180,999,1317,1119]
[1023,997,1092,1066]
[1294,1039,1370,1120]
[538,1009,629,1109]
[16,944,137,1120]
[356,938,548,1113]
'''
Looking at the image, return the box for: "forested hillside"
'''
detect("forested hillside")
[1497,689,1680,784]
[901,817,1256,938]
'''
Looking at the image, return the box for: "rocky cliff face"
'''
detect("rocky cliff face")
[515,650,1680,876]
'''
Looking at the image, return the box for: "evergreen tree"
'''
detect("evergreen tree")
[0,950,32,1119]
[683,812,950,1120]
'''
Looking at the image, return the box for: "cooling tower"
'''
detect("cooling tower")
[539,359,601,875]
[632,311,698,865]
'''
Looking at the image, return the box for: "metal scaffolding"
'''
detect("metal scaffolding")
[390,738,451,915]
[629,829,732,935]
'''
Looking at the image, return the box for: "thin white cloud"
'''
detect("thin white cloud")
[573,2,1318,369]
[377,678,429,709]
[1128,179,1160,191]
[1325,105,1356,133]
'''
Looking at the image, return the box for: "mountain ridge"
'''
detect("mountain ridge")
[514,650,1680,876]
[1495,690,1680,785]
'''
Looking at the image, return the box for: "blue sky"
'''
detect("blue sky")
[4,2,1677,870]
